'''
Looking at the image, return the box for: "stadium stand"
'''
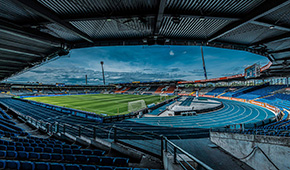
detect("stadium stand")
[0,98,209,139]
[0,105,168,170]
[205,87,228,96]
[154,86,165,94]
[163,86,176,94]
[235,85,286,100]
[148,101,175,116]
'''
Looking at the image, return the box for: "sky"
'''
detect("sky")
[4,45,269,85]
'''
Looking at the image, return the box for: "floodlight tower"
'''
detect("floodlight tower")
[100,61,105,85]
[200,46,208,80]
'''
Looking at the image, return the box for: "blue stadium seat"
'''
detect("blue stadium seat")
[93,150,106,156]
[34,147,44,152]
[75,155,88,162]
[35,162,49,170]
[47,144,54,148]
[54,144,62,148]
[6,151,17,158]
[0,150,6,158]
[114,157,129,166]
[98,166,114,170]
[70,144,80,149]
[31,143,38,147]
[65,164,81,170]
[21,161,35,170]
[15,142,23,146]
[0,160,6,169]
[41,153,52,160]
[0,140,4,145]
[16,146,25,151]
[7,146,16,151]
[50,163,65,170]
[72,149,82,154]
[54,148,63,154]
[82,149,93,155]
[0,144,7,150]
[29,152,40,159]
[51,154,64,161]
[64,154,75,162]
[23,143,31,147]
[81,165,97,170]
[63,148,73,154]
[44,147,53,153]
[18,151,29,159]
[39,143,47,148]
[115,167,132,170]
[88,156,101,164]
[25,146,34,152]
[62,144,71,148]
[6,160,20,169]
[102,157,115,165]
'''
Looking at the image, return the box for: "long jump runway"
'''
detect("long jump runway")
[129,99,275,128]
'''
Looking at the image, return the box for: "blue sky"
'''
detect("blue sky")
[4,45,269,85]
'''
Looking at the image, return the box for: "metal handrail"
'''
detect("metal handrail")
[163,136,213,170]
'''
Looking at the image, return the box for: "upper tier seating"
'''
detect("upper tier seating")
[236,85,286,100]
[205,87,228,96]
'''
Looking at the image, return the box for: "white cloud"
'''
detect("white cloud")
[169,50,174,56]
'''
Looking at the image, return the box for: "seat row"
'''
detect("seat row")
[0,160,134,170]
[0,144,105,155]
[27,136,61,142]
[11,136,66,145]
[0,150,128,166]
[0,129,28,137]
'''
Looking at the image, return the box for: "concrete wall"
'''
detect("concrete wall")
[163,151,183,170]
[210,132,290,170]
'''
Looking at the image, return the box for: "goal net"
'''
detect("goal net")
[128,100,147,112]
[160,93,169,101]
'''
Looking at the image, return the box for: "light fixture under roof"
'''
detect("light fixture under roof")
[199,17,205,21]
[269,25,275,29]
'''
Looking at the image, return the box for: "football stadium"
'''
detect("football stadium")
[0,1,290,170]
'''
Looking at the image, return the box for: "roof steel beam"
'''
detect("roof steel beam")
[275,56,290,61]
[251,21,290,32]
[0,70,14,73]
[23,13,290,36]
[0,65,22,71]
[154,0,167,35]
[252,33,290,45]
[11,0,93,43]
[269,48,290,54]
[0,19,62,47]
[207,0,290,42]
[0,44,41,57]
[0,59,26,65]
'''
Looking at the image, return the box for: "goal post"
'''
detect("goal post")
[160,93,169,101]
[128,100,147,112]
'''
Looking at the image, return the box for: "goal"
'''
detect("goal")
[160,93,169,101]
[128,100,147,112]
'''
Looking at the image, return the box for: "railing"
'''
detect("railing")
[162,136,213,170]
[112,126,162,158]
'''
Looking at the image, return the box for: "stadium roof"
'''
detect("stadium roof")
[1,0,290,80]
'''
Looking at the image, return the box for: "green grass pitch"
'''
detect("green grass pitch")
[25,94,175,116]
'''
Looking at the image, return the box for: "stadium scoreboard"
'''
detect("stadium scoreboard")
[245,64,260,79]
